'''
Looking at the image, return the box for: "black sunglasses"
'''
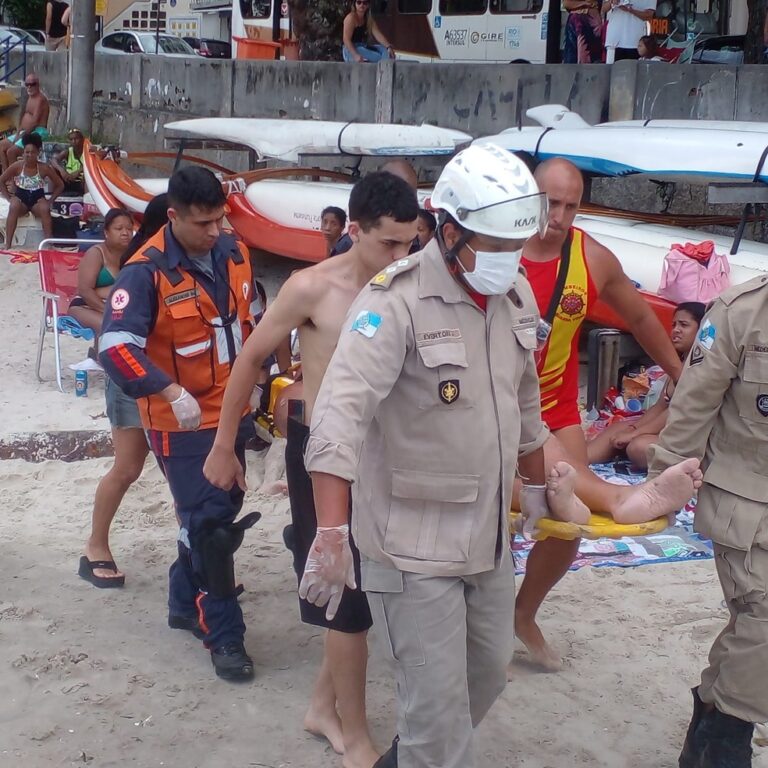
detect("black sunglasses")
[25,80,39,86]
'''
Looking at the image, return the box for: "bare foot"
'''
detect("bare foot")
[84,544,124,581]
[546,462,590,524]
[513,616,563,672]
[304,705,345,755]
[260,480,289,497]
[342,742,381,768]
[613,458,702,524]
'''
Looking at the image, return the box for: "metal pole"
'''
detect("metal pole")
[67,0,96,134]
[155,0,161,53]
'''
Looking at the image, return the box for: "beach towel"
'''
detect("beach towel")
[57,315,95,341]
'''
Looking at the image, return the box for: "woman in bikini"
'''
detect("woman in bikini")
[68,207,134,340]
[587,301,706,468]
[0,132,63,249]
[342,0,394,62]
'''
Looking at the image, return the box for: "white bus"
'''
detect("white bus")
[231,0,737,63]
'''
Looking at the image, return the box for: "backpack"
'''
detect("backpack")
[658,240,730,304]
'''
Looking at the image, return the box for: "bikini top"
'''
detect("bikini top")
[94,246,116,288]
[15,165,43,191]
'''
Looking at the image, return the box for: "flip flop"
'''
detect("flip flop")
[78,556,125,589]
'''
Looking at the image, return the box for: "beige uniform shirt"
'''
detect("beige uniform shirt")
[305,241,549,577]
[648,275,768,550]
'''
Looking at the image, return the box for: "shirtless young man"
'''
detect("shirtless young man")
[204,171,419,768]
[513,158,703,671]
[0,74,50,171]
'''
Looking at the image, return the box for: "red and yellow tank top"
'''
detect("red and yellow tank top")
[520,227,598,416]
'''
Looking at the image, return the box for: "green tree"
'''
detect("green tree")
[1,0,46,29]
[288,0,347,60]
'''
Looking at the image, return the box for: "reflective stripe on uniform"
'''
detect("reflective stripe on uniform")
[100,330,148,351]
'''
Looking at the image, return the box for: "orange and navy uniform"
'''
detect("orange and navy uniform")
[98,224,264,651]
[521,226,597,431]
[99,225,264,448]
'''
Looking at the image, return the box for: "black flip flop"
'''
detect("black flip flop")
[78,556,125,589]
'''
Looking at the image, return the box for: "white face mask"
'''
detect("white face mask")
[460,245,523,295]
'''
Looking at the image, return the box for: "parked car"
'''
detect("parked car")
[25,29,47,45]
[0,26,46,50]
[95,31,196,57]
[182,37,232,59]
[691,34,745,64]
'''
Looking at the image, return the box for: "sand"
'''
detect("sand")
[1,252,765,768]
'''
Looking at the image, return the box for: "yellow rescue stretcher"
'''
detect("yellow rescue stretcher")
[509,510,669,541]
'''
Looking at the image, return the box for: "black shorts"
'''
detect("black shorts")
[284,417,373,634]
[16,188,45,210]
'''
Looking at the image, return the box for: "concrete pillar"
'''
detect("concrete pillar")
[608,60,639,122]
[375,59,395,124]
[67,0,97,133]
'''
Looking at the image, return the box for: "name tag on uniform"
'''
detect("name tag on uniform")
[416,329,462,347]
[164,288,198,306]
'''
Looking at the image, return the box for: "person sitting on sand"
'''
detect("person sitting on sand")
[320,205,346,256]
[68,208,134,345]
[0,132,62,248]
[78,197,169,589]
[587,302,705,468]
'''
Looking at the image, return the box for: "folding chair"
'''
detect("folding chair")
[35,238,103,392]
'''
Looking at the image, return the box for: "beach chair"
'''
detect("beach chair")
[35,238,103,392]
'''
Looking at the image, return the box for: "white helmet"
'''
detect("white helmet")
[431,143,546,240]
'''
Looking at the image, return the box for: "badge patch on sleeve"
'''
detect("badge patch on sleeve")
[350,310,382,338]
[698,319,716,350]
[111,288,130,311]
[689,344,705,367]
[757,394,768,417]
[439,379,460,404]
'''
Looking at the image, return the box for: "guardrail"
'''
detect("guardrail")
[0,36,26,82]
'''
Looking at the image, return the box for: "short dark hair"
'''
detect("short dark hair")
[104,207,132,231]
[675,301,706,324]
[167,166,226,213]
[349,171,418,232]
[417,208,437,232]
[321,206,347,227]
[22,132,42,150]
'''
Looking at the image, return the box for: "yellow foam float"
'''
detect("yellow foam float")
[509,510,670,541]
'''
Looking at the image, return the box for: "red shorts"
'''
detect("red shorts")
[541,398,581,432]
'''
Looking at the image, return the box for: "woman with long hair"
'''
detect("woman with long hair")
[342,0,395,62]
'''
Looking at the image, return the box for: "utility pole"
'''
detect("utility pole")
[67,0,97,134]
[154,0,161,53]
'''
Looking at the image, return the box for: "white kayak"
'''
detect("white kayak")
[477,106,768,183]
[576,214,768,292]
[244,178,431,230]
[164,118,472,163]
[527,104,768,134]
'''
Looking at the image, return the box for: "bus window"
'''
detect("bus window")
[240,0,270,19]
[438,0,487,15]
[398,0,431,13]
[489,0,542,12]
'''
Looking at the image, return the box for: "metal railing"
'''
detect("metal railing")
[0,36,26,82]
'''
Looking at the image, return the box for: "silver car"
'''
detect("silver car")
[0,27,46,51]
[95,31,197,57]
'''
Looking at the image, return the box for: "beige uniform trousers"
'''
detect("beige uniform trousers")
[699,541,768,724]
[362,555,515,768]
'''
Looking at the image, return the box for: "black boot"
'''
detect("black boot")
[373,736,398,767]
[210,642,255,681]
[680,687,708,768]
[168,614,205,640]
[701,708,753,768]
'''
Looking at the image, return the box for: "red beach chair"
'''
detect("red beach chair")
[34,238,103,392]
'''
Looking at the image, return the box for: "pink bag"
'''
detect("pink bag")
[658,241,730,304]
